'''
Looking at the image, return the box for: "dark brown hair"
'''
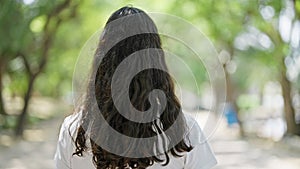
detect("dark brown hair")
[72,6,192,169]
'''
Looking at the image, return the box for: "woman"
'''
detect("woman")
[54,6,217,169]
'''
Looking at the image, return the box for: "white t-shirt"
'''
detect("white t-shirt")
[54,112,217,169]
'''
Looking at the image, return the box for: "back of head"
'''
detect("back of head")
[74,6,193,169]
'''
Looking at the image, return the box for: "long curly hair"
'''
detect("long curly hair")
[72,6,193,169]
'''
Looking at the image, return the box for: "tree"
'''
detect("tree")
[244,0,300,135]
[0,0,25,116]
[169,0,300,136]
[15,0,80,136]
[0,0,80,136]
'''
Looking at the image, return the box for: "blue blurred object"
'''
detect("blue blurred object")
[224,103,238,126]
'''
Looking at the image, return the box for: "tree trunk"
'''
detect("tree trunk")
[224,68,244,137]
[280,58,300,136]
[0,62,7,115]
[15,75,36,136]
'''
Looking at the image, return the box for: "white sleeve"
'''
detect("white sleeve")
[54,116,77,169]
[184,114,217,169]
[184,142,217,169]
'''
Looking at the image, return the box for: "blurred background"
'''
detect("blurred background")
[0,0,300,168]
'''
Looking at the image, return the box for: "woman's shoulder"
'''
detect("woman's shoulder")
[183,112,206,146]
[182,113,217,169]
[61,111,82,134]
[62,111,82,125]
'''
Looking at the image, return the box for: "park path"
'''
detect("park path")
[0,114,63,169]
[193,113,300,169]
[0,111,299,169]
